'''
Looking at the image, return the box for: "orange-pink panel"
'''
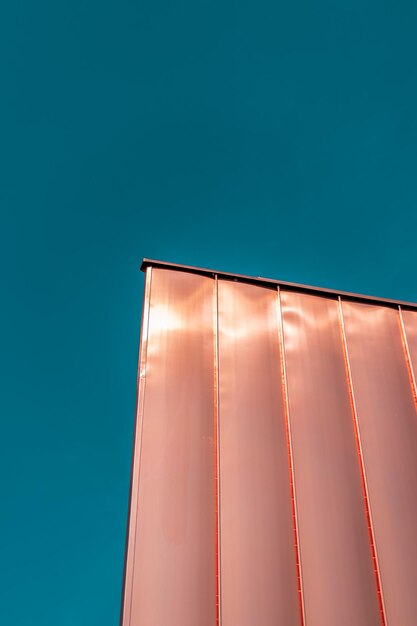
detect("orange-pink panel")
[342,301,417,626]
[217,281,300,626]
[402,308,417,378]
[280,291,381,626]
[127,269,217,626]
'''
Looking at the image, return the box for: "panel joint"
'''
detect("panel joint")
[276,287,306,626]
[398,306,417,412]
[337,297,387,626]
[213,275,222,626]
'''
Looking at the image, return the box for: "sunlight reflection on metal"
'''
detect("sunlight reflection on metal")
[147,303,184,335]
[121,261,417,626]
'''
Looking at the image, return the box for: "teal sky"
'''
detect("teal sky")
[2,1,417,624]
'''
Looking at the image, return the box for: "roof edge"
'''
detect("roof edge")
[140,258,417,310]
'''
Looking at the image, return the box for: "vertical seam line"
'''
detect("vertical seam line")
[337,297,387,626]
[276,287,306,626]
[214,275,222,626]
[124,267,153,626]
[398,306,417,411]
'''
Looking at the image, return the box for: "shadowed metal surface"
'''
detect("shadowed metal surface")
[121,262,417,626]
[400,308,417,395]
[280,291,381,626]
[342,301,417,626]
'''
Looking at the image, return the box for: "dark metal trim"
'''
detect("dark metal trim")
[140,258,417,310]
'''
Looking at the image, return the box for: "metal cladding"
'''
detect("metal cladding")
[121,260,417,626]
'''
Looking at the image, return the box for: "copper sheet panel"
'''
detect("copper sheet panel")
[125,268,217,626]
[123,260,417,626]
[141,258,417,309]
[342,301,417,626]
[217,280,300,626]
[280,291,381,626]
[401,308,417,387]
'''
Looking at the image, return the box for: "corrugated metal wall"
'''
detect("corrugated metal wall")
[121,264,417,626]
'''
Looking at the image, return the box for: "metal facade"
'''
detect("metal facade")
[121,260,417,626]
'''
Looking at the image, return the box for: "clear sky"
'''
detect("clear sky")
[2,1,417,624]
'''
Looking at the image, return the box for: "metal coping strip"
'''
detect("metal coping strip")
[140,258,417,310]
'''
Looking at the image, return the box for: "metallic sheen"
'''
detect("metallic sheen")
[126,269,217,626]
[342,301,417,626]
[218,280,300,626]
[280,291,381,626]
[121,262,417,626]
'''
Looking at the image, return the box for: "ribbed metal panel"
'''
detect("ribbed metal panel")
[121,261,417,626]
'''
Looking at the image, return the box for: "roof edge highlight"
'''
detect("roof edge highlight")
[140,258,417,310]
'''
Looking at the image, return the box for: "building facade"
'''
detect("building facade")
[120,259,417,626]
